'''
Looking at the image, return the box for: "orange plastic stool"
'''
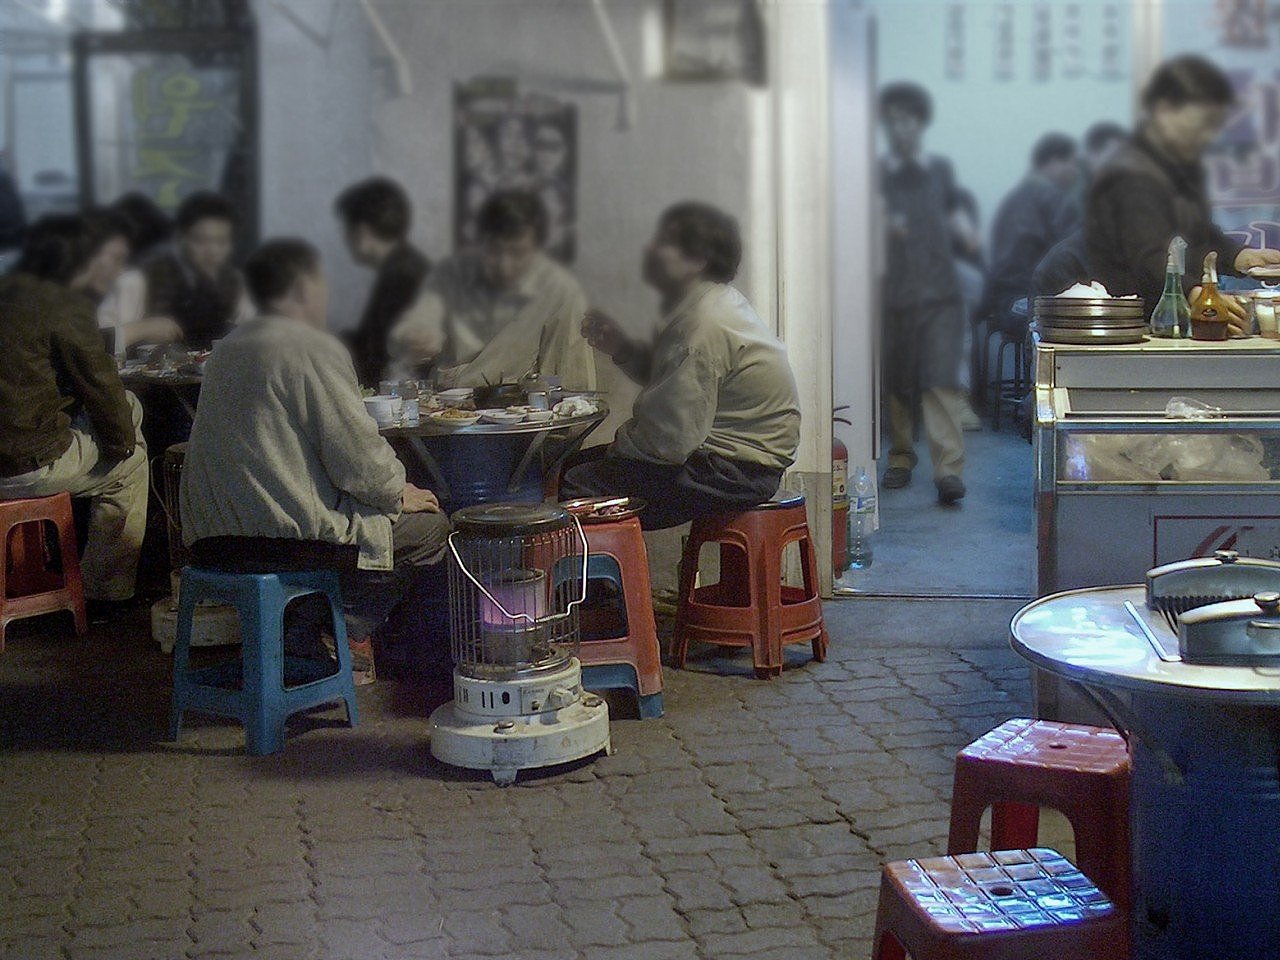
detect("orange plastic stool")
[574,515,663,718]
[872,849,1129,960]
[673,491,827,679]
[947,719,1131,909]
[1,493,88,650]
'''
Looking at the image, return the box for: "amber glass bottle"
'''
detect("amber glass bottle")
[1190,251,1229,341]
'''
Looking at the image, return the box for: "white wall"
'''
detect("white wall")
[870,0,1135,233]
[254,0,378,327]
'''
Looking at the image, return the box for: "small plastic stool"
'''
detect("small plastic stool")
[571,516,664,718]
[947,719,1131,908]
[872,849,1129,960]
[1,493,87,650]
[673,491,827,679]
[168,567,358,755]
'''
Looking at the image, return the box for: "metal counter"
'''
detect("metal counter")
[1032,334,1280,720]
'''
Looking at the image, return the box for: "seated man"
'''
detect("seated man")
[133,191,252,350]
[334,177,431,386]
[561,202,800,529]
[389,190,596,390]
[179,239,450,667]
[0,214,149,609]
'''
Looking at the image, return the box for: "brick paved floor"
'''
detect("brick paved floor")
[0,596,1033,960]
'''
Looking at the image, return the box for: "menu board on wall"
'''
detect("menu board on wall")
[453,77,579,264]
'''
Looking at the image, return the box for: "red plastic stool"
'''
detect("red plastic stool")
[573,515,664,718]
[1,493,88,650]
[672,491,827,679]
[872,849,1129,960]
[947,719,1131,909]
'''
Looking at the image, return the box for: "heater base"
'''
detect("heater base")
[428,666,611,786]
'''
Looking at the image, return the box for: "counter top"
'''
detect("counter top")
[1034,333,1280,355]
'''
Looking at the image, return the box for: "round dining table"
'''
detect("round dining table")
[380,406,608,512]
[1012,585,1280,960]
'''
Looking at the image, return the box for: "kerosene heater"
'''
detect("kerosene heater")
[428,503,610,785]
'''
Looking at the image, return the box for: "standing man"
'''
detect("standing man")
[878,82,968,505]
[390,190,596,390]
[0,215,149,610]
[563,202,799,528]
[334,177,431,385]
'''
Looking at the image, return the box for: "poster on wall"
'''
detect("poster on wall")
[453,77,578,264]
[1206,68,1280,250]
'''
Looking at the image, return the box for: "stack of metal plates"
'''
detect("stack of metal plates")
[1032,296,1147,344]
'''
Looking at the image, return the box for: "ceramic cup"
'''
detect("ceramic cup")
[363,395,395,426]
[401,397,420,425]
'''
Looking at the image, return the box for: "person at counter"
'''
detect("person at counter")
[388,189,596,390]
[180,239,450,667]
[0,214,149,610]
[1086,54,1280,318]
[983,133,1079,324]
[334,177,431,385]
[561,202,800,529]
[135,191,252,350]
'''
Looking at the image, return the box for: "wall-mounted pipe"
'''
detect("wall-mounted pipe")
[359,0,412,98]
[589,0,634,131]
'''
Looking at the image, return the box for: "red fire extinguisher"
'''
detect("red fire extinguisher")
[833,407,851,578]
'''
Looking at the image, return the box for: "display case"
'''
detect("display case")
[1033,334,1280,720]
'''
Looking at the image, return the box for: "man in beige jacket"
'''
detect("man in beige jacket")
[180,239,449,668]
[388,190,596,390]
[563,202,800,529]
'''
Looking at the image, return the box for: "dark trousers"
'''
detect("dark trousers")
[189,512,453,670]
[561,446,783,530]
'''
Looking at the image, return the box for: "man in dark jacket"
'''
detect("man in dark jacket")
[1087,55,1280,312]
[0,215,148,603]
[983,133,1079,321]
[335,177,430,385]
[140,191,250,350]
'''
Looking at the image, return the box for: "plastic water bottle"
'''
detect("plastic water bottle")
[848,467,875,569]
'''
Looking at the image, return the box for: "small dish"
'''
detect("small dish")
[481,410,525,424]
[1247,265,1280,279]
[435,388,474,406]
[524,410,554,423]
[428,410,481,427]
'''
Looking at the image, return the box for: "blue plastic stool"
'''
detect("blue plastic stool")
[168,567,358,755]
[581,662,665,719]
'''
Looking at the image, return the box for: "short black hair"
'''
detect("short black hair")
[175,191,237,233]
[334,177,412,241]
[1084,122,1127,154]
[1031,133,1077,169]
[244,238,321,310]
[84,207,135,249]
[15,214,99,284]
[476,190,548,246]
[657,201,742,284]
[111,192,172,256]
[878,82,932,125]
[1142,54,1235,110]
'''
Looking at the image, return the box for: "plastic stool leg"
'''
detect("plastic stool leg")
[51,499,87,636]
[946,788,987,855]
[871,920,907,960]
[991,801,1040,850]
[241,583,285,756]
[637,691,664,719]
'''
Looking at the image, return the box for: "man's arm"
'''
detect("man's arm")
[613,345,719,466]
[299,338,406,515]
[50,299,136,460]
[388,288,448,367]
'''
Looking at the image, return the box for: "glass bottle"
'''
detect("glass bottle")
[1190,251,1229,341]
[1150,237,1190,338]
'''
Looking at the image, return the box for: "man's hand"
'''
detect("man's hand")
[127,316,183,347]
[392,323,442,365]
[581,309,629,358]
[1189,285,1250,337]
[1235,247,1280,274]
[401,483,441,514]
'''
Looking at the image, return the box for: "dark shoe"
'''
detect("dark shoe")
[86,597,142,625]
[882,466,912,489]
[937,476,966,505]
